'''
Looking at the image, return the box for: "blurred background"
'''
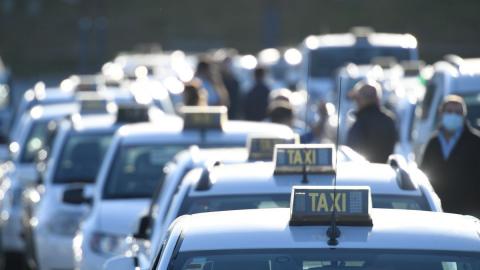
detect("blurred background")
[1,0,479,77]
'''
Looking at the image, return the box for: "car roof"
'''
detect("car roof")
[117,118,294,145]
[185,161,423,197]
[305,32,417,49]
[29,103,78,120]
[178,208,480,252]
[173,147,248,165]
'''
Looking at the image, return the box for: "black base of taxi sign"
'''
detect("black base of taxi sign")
[289,186,373,226]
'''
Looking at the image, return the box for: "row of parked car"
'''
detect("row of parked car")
[0,28,479,269]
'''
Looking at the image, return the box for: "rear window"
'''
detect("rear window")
[177,193,431,217]
[171,249,480,270]
[309,46,413,78]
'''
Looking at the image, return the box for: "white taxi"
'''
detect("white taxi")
[140,144,441,265]
[21,104,127,270]
[0,103,77,256]
[107,186,479,270]
[73,107,295,270]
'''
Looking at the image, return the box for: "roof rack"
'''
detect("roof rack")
[195,161,221,191]
[388,155,417,190]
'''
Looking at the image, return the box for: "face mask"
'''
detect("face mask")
[441,113,464,132]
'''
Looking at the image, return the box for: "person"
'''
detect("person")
[268,99,294,127]
[183,80,208,106]
[268,99,328,143]
[195,60,229,107]
[420,95,480,216]
[220,57,241,119]
[244,67,270,121]
[346,80,397,163]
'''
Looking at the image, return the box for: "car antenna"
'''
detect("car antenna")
[327,77,343,246]
[302,52,313,184]
[301,146,308,183]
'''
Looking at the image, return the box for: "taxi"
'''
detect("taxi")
[0,103,78,257]
[20,102,134,270]
[73,107,295,270]
[128,135,301,252]
[138,144,441,265]
[107,185,479,270]
[10,77,135,144]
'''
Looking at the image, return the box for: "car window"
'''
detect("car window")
[170,249,480,270]
[177,193,430,218]
[309,46,412,78]
[179,194,290,216]
[20,120,58,163]
[102,144,187,199]
[53,132,113,183]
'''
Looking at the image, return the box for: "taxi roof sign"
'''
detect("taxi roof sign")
[247,135,299,161]
[116,104,150,123]
[181,106,227,130]
[274,144,335,174]
[290,186,372,226]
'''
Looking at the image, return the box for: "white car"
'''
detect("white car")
[299,27,418,102]
[21,111,122,270]
[0,103,77,256]
[105,186,480,270]
[9,84,76,142]
[412,56,480,161]
[74,107,296,270]
[129,135,301,250]
[140,144,441,265]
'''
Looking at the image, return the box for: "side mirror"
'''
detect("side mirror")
[133,214,152,240]
[63,187,92,205]
[104,256,137,270]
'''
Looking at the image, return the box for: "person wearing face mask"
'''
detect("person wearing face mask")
[420,95,480,216]
[346,80,397,163]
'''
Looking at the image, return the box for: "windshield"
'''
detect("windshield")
[19,120,57,163]
[102,144,187,199]
[171,249,480,270]
[53,132,113,183]
[178,194,430,217]
[309,47,412,78]
[459,92,480,129]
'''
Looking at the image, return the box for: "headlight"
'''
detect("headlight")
[73,232,84,263]
[47,211,83,236]
[89,232,128,256]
